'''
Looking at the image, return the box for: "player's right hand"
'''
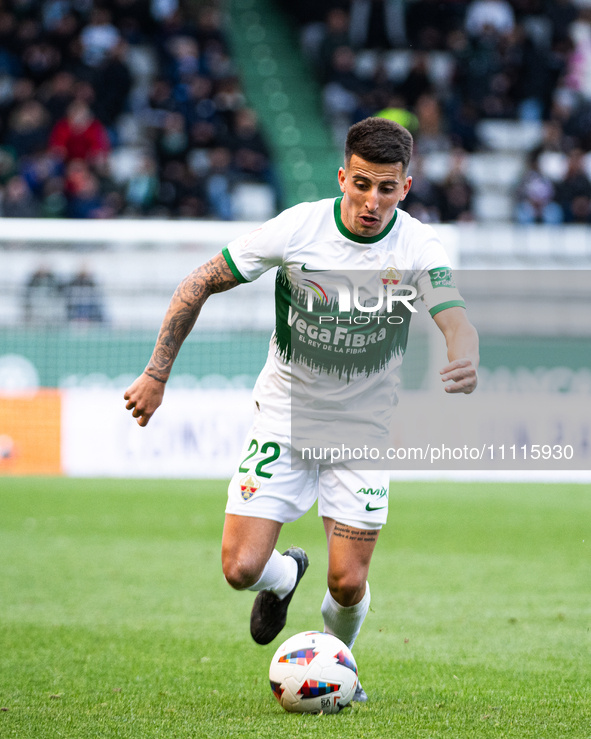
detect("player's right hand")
[123,372,166,427]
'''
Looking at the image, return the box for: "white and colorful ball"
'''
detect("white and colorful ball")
[269,631,358,714]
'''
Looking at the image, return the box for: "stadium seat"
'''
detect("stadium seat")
[108,148,146,185]
[125,46,158,83]
[466,154,525,189]
[421,153,455,183]
[426,52,455,89]
[355,50,380,80]
[232,183,276,221]
[476,120,544,152]
[116,114,145,147]
[538,152,568,182]
[383,50,413,82]
[473,191,514,222]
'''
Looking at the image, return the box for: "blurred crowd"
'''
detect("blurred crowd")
[4,0,591,224]
[281,0,591,223]
[24,265,104,323]
[0,0,277,219]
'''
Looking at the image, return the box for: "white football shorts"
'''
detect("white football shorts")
[225,423,389,530]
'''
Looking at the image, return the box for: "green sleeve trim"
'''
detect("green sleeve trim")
[429,300,466,317]
[222,246,248,283]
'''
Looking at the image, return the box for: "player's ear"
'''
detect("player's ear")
[338,167,346,193]
[399,175,412,201]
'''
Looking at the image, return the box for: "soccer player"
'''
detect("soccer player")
[124,117,479,702]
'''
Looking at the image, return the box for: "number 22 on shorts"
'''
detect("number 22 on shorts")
[238,439,281,479]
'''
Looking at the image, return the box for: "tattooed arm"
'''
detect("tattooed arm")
[124,253,240,427]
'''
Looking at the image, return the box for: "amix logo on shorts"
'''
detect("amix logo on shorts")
[356,486,388,512]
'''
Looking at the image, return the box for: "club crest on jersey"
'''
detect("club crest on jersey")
[381,267,402,286]
[240,475,260,501]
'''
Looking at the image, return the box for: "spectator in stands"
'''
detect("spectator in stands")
[205,146,234,219]
[213,77,246,117]
[190,119,219,150]
[516,32,567,122]
[196,6,228,56]
[15,19,43,61]
[111,0,153,43]
[66,167,109,219]
[39,71,76,123]
[155,8,198,53]
[126,154,159,213]
[41,175,68,218]
[396,53,433,109]
[0,0,277,220]
[349,0,406,49]
[540,120,569,153]
[450,27,502,116]
[5,100,51,157]
[515,152,563,224]
[561,96,591,151]
[547,0,578,45]
[47,13,80,63]
[93,41,132,128]
[0,78,36,125]
[401,155,442,223]
[448,99,480,152]
[230,109,271,176]
[23,266,64,324]
[406,0,461,51]
[0,12,19,75]
[414,94,450,155]
[49,99,110,163]
[1,174,30,217]
[555,149,591,222]
[439,150,474,222]
[328,46,365,96]
[0,148,17,185]
[156,159,205,217]
[145,78,178,128]
[183,74,215,124]
[317,8,351,81]
[152,0,180,24]
[20,151,61,198]
[375,95,419,133]
[464,0,515,39]
[167,35,203,83]
[80,8,120,68]
[565,20,591,100]
[64,268,105,322]
[1,175,39,217]
[323,45,366,141]
[155,111,189,164]
[22,40,62,84]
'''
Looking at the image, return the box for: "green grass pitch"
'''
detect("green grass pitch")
[0,478,589,738]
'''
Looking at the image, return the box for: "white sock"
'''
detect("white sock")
[321,582,371,650]
[247,549,298,600]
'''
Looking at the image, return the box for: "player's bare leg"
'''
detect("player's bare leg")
[222,514,283,589]
[221,513,309,645]
[321,517,380,702]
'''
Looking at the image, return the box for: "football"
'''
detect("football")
[269,631,358,714]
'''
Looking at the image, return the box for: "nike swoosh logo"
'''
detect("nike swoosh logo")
[301,264,329,273]
[365,503,387,511]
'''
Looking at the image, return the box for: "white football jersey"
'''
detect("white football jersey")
[223,197,464,437]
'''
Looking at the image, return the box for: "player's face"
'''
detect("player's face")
[338,154,412,238]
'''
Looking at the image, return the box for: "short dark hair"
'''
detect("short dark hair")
[345,117,413,171]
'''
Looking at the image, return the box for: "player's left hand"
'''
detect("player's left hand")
[440,358,478,394]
